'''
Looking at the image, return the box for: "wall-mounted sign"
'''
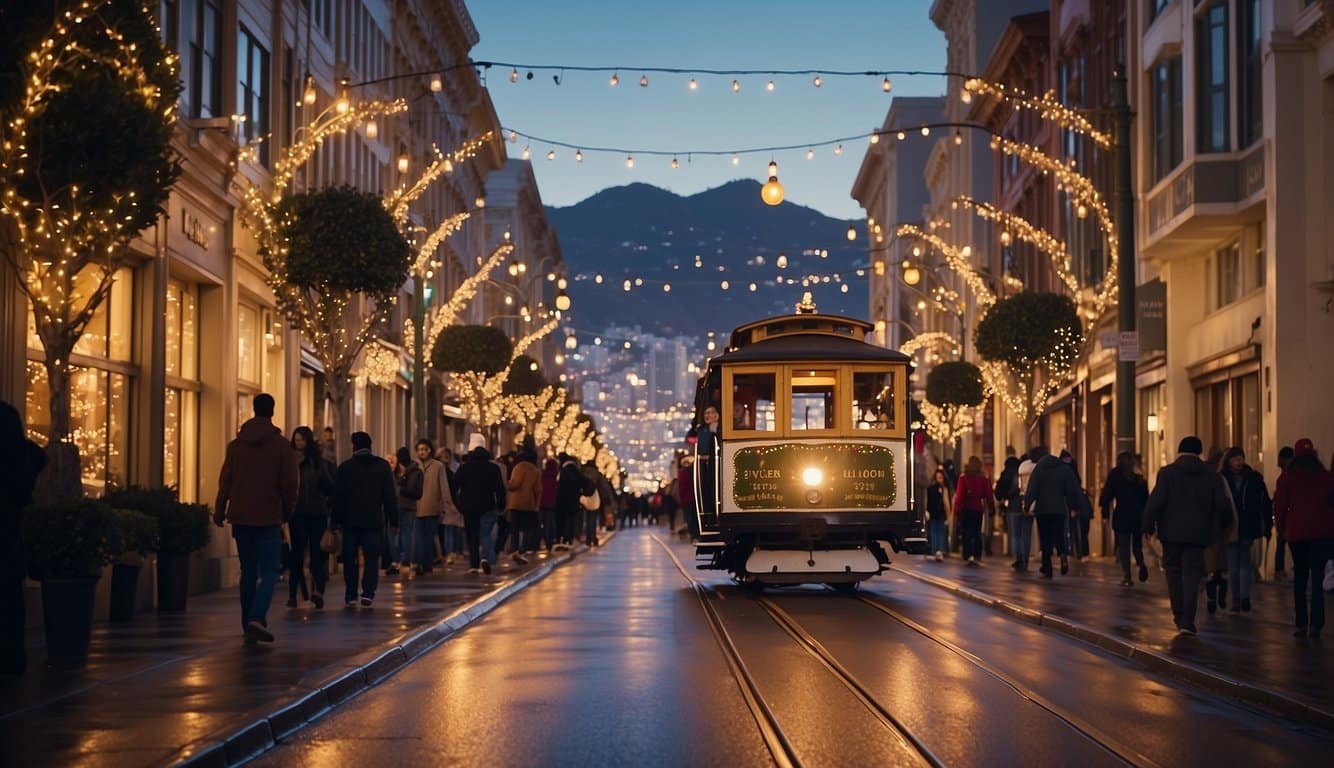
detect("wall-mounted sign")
[182,207,211,250]
[730,442,900,511]
[1136,278,1167,353]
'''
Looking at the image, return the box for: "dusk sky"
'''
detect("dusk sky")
[470,1,947,220]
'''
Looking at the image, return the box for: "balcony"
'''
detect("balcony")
[1141,143,1266,260]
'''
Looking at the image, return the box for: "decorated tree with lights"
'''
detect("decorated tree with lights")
[0,0,181,498]
[974,292,1081,434]
[922,360,985,445]
[432,324,513,432]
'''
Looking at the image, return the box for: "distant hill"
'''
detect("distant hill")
[547,180,868,339]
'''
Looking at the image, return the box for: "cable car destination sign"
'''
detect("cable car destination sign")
[730,442,898,510]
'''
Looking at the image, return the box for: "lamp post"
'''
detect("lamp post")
[1113,67,1136,457]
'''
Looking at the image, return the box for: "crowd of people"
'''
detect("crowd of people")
[921,436,1334,638]
[213,393,623,645]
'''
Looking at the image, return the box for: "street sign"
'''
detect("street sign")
[1118,331,1141,361]
[1100,330,1118,351]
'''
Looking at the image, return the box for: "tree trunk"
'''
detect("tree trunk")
[325,376,350,465]
[37,345,82,502]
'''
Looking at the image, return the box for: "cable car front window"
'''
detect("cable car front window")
[791,369,837,431]
[852,371,895,430]
[732,372,776,431]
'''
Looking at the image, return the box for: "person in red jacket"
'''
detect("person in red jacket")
[953,456,995,566]
[1273,438,1334,638]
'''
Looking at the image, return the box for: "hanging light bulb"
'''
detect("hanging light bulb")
[623,279,632,291]
[961,88,973,104]
[557,277,567,289]
[731,154,740,166]
[731,79,740,92]
[430,73,443,92]
[521,145,531,160]
[834,143,843,155]
[625,154,634,168]
[662,283,672,293]
[961,245,972,258]
[566,334,578,350]
[841,284,849,293]
[776,253,788,269]
[508,130,518,143]
[546,149,556,161]
[846,224,857,241]
[397,153,409,173]
[688,77,698,90]
[1000,231,1012,246]
[760,161,784,206]
[594,273,603,284]
[897,130,907,141]
[806,147,814,160]
[882,76,893,92]
[748,282,758,292]
[508,68,518,84]
[610,72,620,86]
[920,125,930,136]
[902,263,921,286]
[721,280,730,290]
[335,94,350,114]
[364,119,378,139]
[953,130,963,145]
[1076,203,1088,219]
[813,74,822,88]
[302,74,317,106]
[870,132,880,144]
[639,74,649,87]
[555,290,571,311]
[634,277,644,286]
[474,195,486,209]
[575,149,583,163]
[766,79,776,92]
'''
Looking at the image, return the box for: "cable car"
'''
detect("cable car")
[689,296,921,588]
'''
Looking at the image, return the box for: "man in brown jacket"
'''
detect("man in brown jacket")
[214,393,299,644]
[506,448,542,565]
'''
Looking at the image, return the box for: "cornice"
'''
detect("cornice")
[1294,0,1331,46]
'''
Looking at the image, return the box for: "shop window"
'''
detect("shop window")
[25,361,129,492]
[852,371,895,430]
[731,372,776,431]
[237,302,260,385]
[165,280,199,500]
[1193,371,1261,460]
[790,369,836,431]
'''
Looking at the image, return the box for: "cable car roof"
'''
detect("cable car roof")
[711,313,912,365]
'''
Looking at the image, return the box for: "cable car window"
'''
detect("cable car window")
[732,372,776,431]
[791,369,837,431]
[852,371,895,430]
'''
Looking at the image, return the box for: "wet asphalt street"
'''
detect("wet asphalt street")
[252,527,1334,767]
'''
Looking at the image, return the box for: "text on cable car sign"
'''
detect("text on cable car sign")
[731,443,897,510]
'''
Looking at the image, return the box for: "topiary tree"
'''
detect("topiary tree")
[263,185,410,458]
[0,0,182,499]
[975,292,1081,433]
[502,355,546,397]
[923,361,985,445]
[432,324,513,431]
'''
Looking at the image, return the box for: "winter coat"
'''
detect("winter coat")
[540,458,559,509]
[677,464,695,510]
[1143,454,1232,546]
[215,417,299,527]
[926,482,950,521]
[556,460,587,513]
[1220,465,1273,540]
[953,474,994,515]
[995,458,1021,514]
[1098,469,1148,534]
[1273,460,1334,543]
[442,465,463,527]
[397,462,423,517]
[1024,455,1082,518]
[332,451,398,530]
[416,458,453,520]
[453,448,506,517]
[294,454,335,518]
[507,459,542,513]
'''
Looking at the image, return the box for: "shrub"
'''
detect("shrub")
[23,499,124,580]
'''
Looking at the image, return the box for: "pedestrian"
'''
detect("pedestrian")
[320,426,337,464]
[1024,446,1082,579]
[1273,445,1294,580]
[555,453,584,550]
[1,400,47,674]
[1272,438,1334,638]
[996,456,1031,570]
[674,456,693,536]
[926,468,952,562]
[454,433,505,574]
[414,439,450,574]
[581,461,606,547]
[953,456,994,566]
[1100,451,1149,587]
[1217,446,1272,613]
[505,447,541,565]
[213,393,299,644]
[287,426,334,609]
[539,456,559,554]
[388,447,421,575]
[331,431,397,607]
[1143,436,1233,636]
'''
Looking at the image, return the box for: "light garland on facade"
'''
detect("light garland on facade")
[385,133,493,224]
[962,78,1112,148]
[957,196,1080,296]
[411,211,470,277]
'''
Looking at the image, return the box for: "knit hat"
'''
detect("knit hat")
[1177,436,1203,455]
[467,433,487,453]
[1294,437,1316,457]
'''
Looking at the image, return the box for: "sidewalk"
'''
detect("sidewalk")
[893,551,1334,730]
[0,542,602,768]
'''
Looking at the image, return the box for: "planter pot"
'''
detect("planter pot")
[156,552,190,611]
[40,577,98,659]
[109,562,141,623]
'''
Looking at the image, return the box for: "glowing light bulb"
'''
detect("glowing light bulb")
[961,245,972,258]
[688,78,697,90]
[397,153,409,173]
[882,76,892,92]
[521,146,531,160]
[748,282,758,292]
[766,80,775,92]
[897,131,907,141]
[623,279,632,291]
[546,149,556,161]
[1000,231,1012,246]
[813,74,822,88]
[334,95,349,114]
[846,225,857,241]
[776,253,788,269]
[761,161,784,206]
[302,75,317,106]
[575,149,583,163]
[961,88,973,104]
[663,283,671,293]
[594,273,603,284]
[731,79,740,92]
[834,144,843,155]
[1077,204,1088,219]
[639,74,649,87]
[870,133,880,144]
[364,119,377,139]
[841,284,849,293]
[508,68,518,84]
[508,130,518,143]
[555,291,571,310]
[610,72,620,86]
[953,130,963,145]
[625,155,634,168]
[671,156,679,169]
[806,147,814,160]
[634,278,643,286]
[921,125,930,136]
[721,280,730,290]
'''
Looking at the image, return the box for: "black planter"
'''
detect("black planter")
[109,562,141,623]
[40,578,98,659]
[156,553,190,611]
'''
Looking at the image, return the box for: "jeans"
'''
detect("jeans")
[1035,515,1068,574]
[509,510,539,553]
[927,518,948,555]
[466,511,498,569]
[583,508,600,544]
[233,525,283,630]
[1226,537,1255,605]
[288,514,328,600]
[539,507,556,551]
[442,524,464,555]
[341,526,382,602]
[395,508,415,564]
[960,510,984,560]
[413,516,438,570]
[1162,541,1206,630]
[1116,531,1145,581]
[1008,514,1032,562]
[1290,539,1332,631]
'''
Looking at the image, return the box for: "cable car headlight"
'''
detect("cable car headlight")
[802,467,823,487]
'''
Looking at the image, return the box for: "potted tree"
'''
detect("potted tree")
[107,509,159,622]
[153,499,211,611]
[23,499,123,659]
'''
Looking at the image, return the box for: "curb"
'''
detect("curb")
[164,536,608,767]
[893,565,1334,733]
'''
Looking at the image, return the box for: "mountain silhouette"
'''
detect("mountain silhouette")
[548,179,868,340]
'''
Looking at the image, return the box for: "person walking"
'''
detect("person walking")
[505,447,542,565]
[412,439,450,574]
[1219,447,1272,613]
[1,400,47,674]
[1143,436,1233,636]
[388,447,422,575]
[331,432,398,607]
[287,426,334,609]
[555,453,584,551]
[538,456,559,555]
[953,456,994,566]
[1024,446,1082,580]
[1273,438,1334,638]
[454,434,506,574]
[213,393,299,644]
[1273,445,1294,580]
[925,468,952,562]
[997,456,1030,570]
[1100,451,1149,587]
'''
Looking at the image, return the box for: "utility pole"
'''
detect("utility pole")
[1113,67,1137,457]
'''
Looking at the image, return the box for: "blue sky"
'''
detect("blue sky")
[469,1,946,220]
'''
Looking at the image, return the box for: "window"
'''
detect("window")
[1197,1,1230,153]
[1151,58,1183,181]
[1149,0,1171,22]
[1251,220,1266,289]
[1193,371,1261,461]
[731,372,776,431]
[26,363,129,493]
[164,281,199,500]
[1215,239,1243,308]
[179,0,221,119]
[1238,0,1263,147]
[852,371,895,430]
[238,27,270,165]
[790,370,836,431]
[238,302,260,386]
